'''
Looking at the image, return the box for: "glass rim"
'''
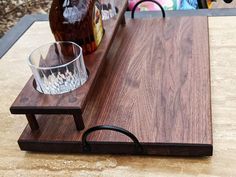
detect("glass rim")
[28,41,83,70]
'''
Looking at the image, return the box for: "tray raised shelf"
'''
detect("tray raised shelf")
[10,0,128,131]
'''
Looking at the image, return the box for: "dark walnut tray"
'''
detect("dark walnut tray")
[10,3,213,156]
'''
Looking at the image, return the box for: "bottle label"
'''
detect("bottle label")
[93,1,103,47]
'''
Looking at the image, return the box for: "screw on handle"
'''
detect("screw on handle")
[82,125,143,154]
[131,0,166,19]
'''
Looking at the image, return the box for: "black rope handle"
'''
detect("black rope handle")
[82,125,143,154]
[131,0,166,19]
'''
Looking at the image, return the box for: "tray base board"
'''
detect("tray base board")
[19,115,212,156]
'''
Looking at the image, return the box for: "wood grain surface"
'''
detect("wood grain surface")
[0,16,236,176]
[18,16,212,156]
[10,0,128,114]
[84,16,211,145]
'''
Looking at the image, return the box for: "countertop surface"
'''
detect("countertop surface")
[0,16,236,176]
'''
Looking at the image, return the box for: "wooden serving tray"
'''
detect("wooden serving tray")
[11,11,212,156]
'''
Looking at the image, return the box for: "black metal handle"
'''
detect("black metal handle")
[223,0,233,3]
[82,125,143,154]
[131,0,166,19]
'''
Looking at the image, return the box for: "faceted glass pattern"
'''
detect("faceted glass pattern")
[28,41,88,94]
[100,0,117,20]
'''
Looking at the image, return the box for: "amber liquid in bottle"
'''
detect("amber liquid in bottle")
[49,0,104,55]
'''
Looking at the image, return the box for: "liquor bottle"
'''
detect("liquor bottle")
[49,0,104,55]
